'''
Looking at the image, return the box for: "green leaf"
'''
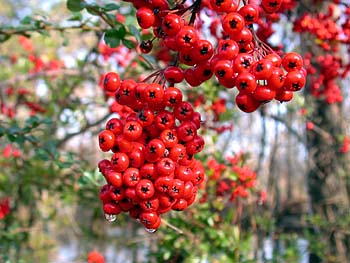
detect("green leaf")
[67,12,83,21]
[8,126,21,134]
[35,148,49,161]
[20,16,33,25]
[0,34,11,43]
[25,135,39,143]
[104,28,120,48]
[37,30,50,37]
[141,54,157,66]
[67,0,86,12]
[7,134,17,142]
[103,3,120,11]
[86,5,101,16]
[128,25,141,42]
[122,39,135,49]
[42,117,53,125]
[26,116,40,128]
[0,126,4,137]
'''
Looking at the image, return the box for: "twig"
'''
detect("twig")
[0,24,102,36]
[161,218,184,234]
[0,69,87,89]
[57,112,111,148]
[266,113,305,144]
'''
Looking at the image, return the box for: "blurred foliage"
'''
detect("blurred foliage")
[0,0,349,263]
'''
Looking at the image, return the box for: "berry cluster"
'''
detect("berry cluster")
[97,72,205,231]
[128,0,306,112]
[205,153,256,203]
[292,4,350,104]
[96,0,308,231]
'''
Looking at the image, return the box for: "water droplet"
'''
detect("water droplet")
[145,227,157,233]
[104,213,117,222]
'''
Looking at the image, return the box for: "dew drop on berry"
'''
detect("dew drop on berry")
[144,227,157,233]
[104,213,117,222]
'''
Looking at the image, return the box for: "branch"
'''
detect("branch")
[0,69,87,89]
[57,112,111,148]
[161,218,184,234]
[266,113,305,144]
[0,24,102,36]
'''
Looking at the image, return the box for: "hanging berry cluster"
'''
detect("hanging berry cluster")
[98,72,205,231]
[133,0,306,112]
[97,0,306,231]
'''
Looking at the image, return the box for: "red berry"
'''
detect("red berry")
[103,72,120,92]
[136,179,155,199]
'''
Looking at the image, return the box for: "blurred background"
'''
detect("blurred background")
[0,0,349,262]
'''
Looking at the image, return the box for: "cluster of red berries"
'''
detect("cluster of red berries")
[127,0,306,112]
[205,154,256,203]
[97,72,205,231]
[293,4,350,51]
[292,4,350,104]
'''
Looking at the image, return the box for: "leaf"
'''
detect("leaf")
[26,116,40,128]
[37,30,50,37]
[122,39,135,49]
[0,34,11,43]
[8,126,21,134]
[66,0,86,12]
[128,25,141,42]
[42,117,53,125]
[103,3,120,11]
[20,16,33,25]
[67,12,83,21]
[141,54,157,66]
[104,28,120,48]
[86,5,101,16]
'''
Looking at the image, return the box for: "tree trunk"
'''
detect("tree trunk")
[298,1,350,261]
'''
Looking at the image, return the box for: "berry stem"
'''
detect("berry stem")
[161,218,184,234]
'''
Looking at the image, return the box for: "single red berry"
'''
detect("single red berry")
[172,198,188,211]
[140,163,158,180]
[282,52,304,72]
[136,7,156,29]
[160,129,178,148]
[156,157,176,176]
[122,167,140,187]
[154,110,175,130]
[140,197,159,212]
[162,14,182,36]
[261,0,282,13]
[136,179,155,199]
[238,4,259,24]
[105,170,123,188]
[175,26,199,50]
[164,67,184,84]
[111,152,130,172]
[109,186,125,201]
[128,149,145,168]
[253,85,276,102]
[168,179,184,199]
[123,121,143,141]
[103,202,122,215]
[176,121,197,142]
[99,130,115,152]
[174,101,194,122]
[103,72,120,92]
[235,72,257,93]
[222,12,245,35]
[235,92,261,113]
[106,118,123,135]
[145,139,166,163]
[99,184,112,203]
[154,176,173,193]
